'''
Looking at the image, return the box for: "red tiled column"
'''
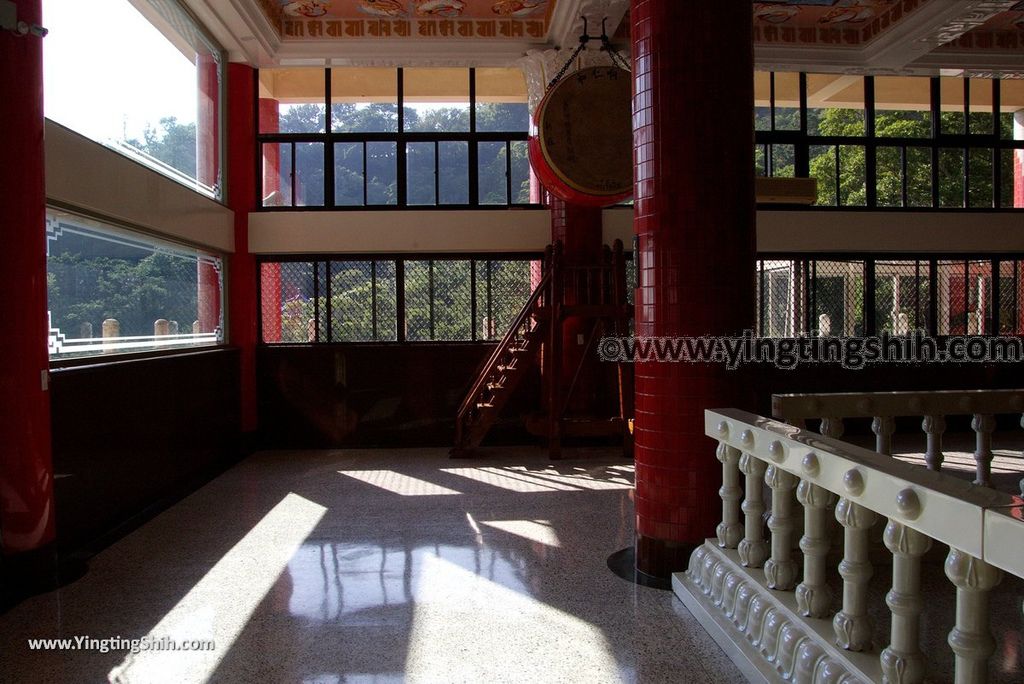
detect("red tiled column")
[631,0,755,577]
[0,0,55,555]
[227,63,259,432]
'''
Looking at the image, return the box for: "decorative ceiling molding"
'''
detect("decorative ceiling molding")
[756,0,1024,76]
[911,0,1018,49]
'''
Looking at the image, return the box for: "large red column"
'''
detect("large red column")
[631,1,755,577]
[227,63,259,433]
[0,0,55,556]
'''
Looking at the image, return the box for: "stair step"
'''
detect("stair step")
[476,402,495,410]
[486,382,505,391]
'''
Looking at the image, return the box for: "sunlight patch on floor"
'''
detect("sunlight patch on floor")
[339,470,462,496]
[108,493,327,684]
[479,519,561,548]
[405,554,619,681]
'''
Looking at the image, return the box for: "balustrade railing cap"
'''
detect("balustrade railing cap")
[771,390,1024,421]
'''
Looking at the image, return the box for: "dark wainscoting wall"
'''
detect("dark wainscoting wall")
[49,348,241,552]
[257,344,541,448]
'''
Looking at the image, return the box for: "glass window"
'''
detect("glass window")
[938,148,964,208]
[969,79,994,136]
[874,261,930,334]
[968,148,994,208]
[807,74,864,136]
[510,141,533,204]
[479,141,509,205]
[404,260,473,341]
[262,143,293,207]
[334,142,364,207]
[407,142,437,206]
[475,68,529,133]
[329,261,397,341]
[811,261,865,337]
[43,0,223,197]
[1000,80,1024,140]
[439,141,469,205]
[331,68,398,133]
[875,76,932,138]
[47,209,223,359]
[770,144,795,177]
[939,77,966,135]
[367,142,398,206]
[754,72,771,132]
[403,68,470,133]
[295,142,325,207]
[999,261,1021,335]
[260,68,326,134]
[773,72,801,131]
[475,260,533,340]
[936,261,991,334]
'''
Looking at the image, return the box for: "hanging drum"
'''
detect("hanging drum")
[529,65,633,207]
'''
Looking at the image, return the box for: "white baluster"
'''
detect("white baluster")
[820,417,844,439]
[716,442,743,549]
[795,479,835,618]
[880,521,932,684]
[833,498,877,651]
[764,465,799,590]
[945,547,1003,684]
[872,415,895,456]
[971,414,995,487]
[922,414,946,472]
[738,452,769,568]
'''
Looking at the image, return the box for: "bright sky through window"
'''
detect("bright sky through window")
[43,0,198,143]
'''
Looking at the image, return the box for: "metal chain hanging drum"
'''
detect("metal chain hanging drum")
[528,65,633,207]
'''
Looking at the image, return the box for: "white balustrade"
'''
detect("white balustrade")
[773,389,1024,488]
[716,438,743,549]
[738,446,769,568]
[922,414,946,471]
[673,408,1022,684]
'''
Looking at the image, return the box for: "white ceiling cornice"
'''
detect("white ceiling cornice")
[756,0,1023,77]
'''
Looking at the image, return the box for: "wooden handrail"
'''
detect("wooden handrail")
[455,269,552,422]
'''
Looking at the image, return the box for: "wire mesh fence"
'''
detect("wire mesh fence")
[261,257,538,343]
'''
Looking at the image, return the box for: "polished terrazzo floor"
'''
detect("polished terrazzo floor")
[0,447,744,684]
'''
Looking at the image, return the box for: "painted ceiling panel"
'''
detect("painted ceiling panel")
[257,0,555,40]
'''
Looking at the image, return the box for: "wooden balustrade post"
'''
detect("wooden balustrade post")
[880,521,932,684]
[971,414,995,487]
[922,414,946,472]
[833,498,877,651]
[795,479,835,618]
[716,442,743,549]
[945,547,1002,684]
[738,452,769,568]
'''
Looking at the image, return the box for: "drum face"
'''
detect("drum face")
[530,66,633,207]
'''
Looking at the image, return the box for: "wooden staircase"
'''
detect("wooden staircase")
[452,240,634,459]
[451,268,552,457]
